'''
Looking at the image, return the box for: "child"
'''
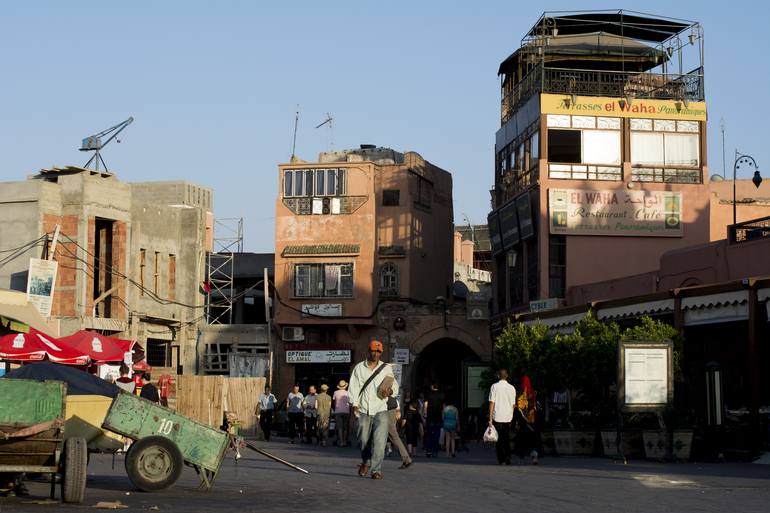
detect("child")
[442,398,459,458]
[404,400,423,457]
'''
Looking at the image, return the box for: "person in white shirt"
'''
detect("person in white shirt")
[257,385,277,441]
[286,385,305,444]
[348,340,398,480]
[488,368,517,465]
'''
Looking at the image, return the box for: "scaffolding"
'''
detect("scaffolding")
[206,218,243,325]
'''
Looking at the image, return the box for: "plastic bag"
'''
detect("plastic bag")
[483,424,499,443]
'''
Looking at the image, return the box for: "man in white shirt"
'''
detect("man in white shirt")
[488,368,517,465]
[257,385,277,441]
[348,340,398,480]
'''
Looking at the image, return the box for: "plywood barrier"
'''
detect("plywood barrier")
[173,375,265,437]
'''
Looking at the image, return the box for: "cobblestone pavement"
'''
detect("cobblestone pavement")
[2,440,769,513]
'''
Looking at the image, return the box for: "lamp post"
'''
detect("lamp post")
[733,151,762,226]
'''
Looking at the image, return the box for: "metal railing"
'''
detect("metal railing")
[728,215,770,244]
[501,63,705,124]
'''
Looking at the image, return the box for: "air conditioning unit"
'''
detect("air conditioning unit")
[282,327,304,341]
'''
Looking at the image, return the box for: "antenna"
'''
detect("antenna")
[315,112,334,150]
[290,105,300,160]
[80,117,134,172]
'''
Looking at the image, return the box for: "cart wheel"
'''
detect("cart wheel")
[125,436,183,492]
[61,437,88,503]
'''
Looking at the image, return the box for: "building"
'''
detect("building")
[488,11,709,320]
[709,178,770,241]
[199,252,274,376]
[274,146,492,405]
[0,166,213,373]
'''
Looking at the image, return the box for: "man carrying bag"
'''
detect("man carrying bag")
[348,340,398,480]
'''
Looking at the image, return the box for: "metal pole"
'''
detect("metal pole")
[720,119,726,178]
[733,149,738,227]
[264,267,273,388]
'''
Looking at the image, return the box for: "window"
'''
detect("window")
[547,115,622,180]
[630,118,701,183]
[139,249,146,297]
[168,254,176,301]
[146,339,170,367]
[154,252,160,295]
[383,189,400,206]
[548,235,566,298]
[283,168,347,198]
[379,263,399,297]
[412,172,433,209]
[294,263,354,298]
[529,131,539,168]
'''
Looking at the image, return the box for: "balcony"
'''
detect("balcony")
[501,63,705,125]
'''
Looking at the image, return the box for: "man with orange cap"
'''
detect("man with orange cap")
[348,339,398,480]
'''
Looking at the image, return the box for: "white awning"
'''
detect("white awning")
[524,312,585,333]
[682,290,749,326]
[597,299,674,321]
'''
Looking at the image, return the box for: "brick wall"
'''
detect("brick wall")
[42,213,79,317]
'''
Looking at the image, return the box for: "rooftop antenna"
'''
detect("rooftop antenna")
[315,112,334,150]
[290,105,300,161]
[80,117,133,172]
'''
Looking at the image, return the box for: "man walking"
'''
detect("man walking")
[286,385,304,444]
[386,396,413,469]
[332,380,350,447]
[423,381,444,457]
[257,385,277,441]
[348,340,398,480]
[316,384,332,446]
[488,368,517,465]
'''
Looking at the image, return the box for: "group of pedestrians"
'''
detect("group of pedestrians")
[255,347,539,480]
[256,380,353,447]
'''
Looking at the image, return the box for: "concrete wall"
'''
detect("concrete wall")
[709,179,770,240]
[568,236,770,303]
[0,170,212,375]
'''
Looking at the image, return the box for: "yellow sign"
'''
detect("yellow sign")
[541,93,706,121]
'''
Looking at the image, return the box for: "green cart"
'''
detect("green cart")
[102,392,229,492]
[0,379,87,503]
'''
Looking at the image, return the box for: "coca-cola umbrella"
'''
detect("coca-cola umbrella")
[58,330,136,364]
[0,328,90,365]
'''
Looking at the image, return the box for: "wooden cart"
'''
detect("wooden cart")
[0,379,87,503]
[102,392,229,492]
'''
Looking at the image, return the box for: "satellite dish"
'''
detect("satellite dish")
[451,281,469,299]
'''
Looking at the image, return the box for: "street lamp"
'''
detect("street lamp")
[733,151,762,226]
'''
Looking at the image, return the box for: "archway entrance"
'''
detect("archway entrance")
[414,338,479,404]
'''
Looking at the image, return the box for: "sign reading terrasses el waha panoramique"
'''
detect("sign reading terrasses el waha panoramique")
[549,189,683,237]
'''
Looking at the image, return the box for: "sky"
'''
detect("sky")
[1,1,768,252]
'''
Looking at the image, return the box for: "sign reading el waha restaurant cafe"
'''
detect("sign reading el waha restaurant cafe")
[541,93,707,121]
[549,189,683,237]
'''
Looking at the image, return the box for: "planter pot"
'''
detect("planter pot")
[600,430,644,459]
[673,430,694,461]
[642,430,668,460]
[553,430,595,456]
[541,431,556,455]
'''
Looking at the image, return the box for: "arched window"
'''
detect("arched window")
[379,263,399,297]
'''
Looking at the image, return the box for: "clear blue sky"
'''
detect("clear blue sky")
[1,1,768,251]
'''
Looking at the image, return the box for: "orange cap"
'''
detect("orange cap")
[368,340,384,352]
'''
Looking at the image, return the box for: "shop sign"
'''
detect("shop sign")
[301,304,342,317]
[393,348,410,365]
[549,188,683,237]
[541,93,707,121]
[530,298,563,312]
[286,349,351,364]
[618,339,673,410]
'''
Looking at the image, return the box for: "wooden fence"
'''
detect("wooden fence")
[174,375,266,436]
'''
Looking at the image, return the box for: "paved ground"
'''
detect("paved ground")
[3,440,770,513]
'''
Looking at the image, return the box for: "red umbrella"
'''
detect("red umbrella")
[58,331,136,364]
[0,328,90,365]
